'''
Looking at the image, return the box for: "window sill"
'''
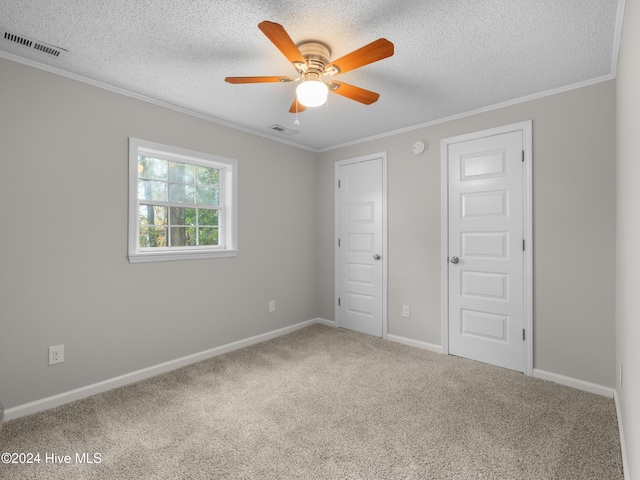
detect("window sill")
[128,248,238,264]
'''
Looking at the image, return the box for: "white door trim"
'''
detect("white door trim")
[335,152,388,339]
[440,121,533,375]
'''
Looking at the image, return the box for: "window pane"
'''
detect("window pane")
[170,207,196,226]
[199,227,219,246]
[196,185,219,205]
[139,205,167,226]
[196,166,219,187]
[168,183,195,203]
[138,156,167,180]
[198,209,219,226]
[171,226,196,246]
[139,225,167,248]
[130,138,237,262]
[138,180,167,201]
[169,162,194,184]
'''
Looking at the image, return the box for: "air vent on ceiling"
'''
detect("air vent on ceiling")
[269,124,298,135]
[2,29,67,58]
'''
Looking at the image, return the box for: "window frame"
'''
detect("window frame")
[128,138,238,263]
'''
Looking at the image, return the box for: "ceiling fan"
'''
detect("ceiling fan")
[225,21,394,113]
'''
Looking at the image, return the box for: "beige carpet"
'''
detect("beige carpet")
[0,324,624,479]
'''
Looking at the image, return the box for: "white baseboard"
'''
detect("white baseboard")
[4,318,328,422]
[614,390,631,480]
[4,321,618,426]
[532,369,615,398]
[314,318,336,328]
[387,334,443,354]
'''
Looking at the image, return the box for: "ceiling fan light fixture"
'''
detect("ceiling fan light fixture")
[225,22,394,113]
[296,72,328,107]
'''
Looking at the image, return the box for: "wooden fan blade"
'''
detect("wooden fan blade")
[329,81,380,105]
[258,21,306,66]
[225,76,293,84]
[289,98,306,113]
[325,38,394,75]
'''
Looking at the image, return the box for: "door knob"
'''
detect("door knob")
[450,256,459,264]
[373,254,381,260]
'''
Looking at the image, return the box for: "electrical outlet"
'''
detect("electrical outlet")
[49,345,64,365]
[402,305,410,318]
[269,300,276,313]
[619,362,623,387]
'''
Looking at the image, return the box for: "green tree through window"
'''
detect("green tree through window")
[129,139,237,263]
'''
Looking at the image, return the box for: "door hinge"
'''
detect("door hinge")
[338,297,341,307]
[338,179,341,188]
[338,238,341,247]
[522,329,526,341]
[522,150,525,162]
[523,239,525,251]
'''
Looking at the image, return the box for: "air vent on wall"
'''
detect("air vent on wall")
[2,29,67,58]
[269,124,298,135]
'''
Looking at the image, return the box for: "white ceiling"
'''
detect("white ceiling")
[0,0,622,151]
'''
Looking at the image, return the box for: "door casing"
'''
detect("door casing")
[335,152,388,338]
[440,121,533,375]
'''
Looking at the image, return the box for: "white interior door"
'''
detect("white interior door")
[335,154,387,337]
[442,122,532,373]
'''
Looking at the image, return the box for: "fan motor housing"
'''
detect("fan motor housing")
[297,41,331,73]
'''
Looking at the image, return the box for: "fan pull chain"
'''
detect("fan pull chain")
[294,99,300,125]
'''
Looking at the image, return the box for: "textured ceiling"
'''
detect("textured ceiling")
[0,0,622,151]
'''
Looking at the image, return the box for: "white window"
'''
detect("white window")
[128,138,237,263]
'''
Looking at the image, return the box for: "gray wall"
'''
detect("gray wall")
[0,56,618,412]
[616,0,640,476]
[317,80,617,388]
[0,58,318,409]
